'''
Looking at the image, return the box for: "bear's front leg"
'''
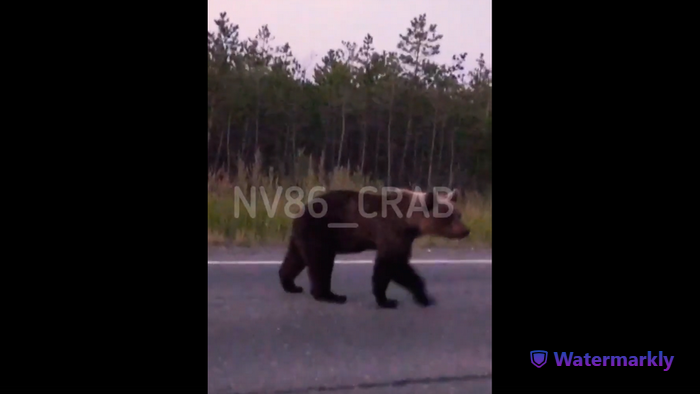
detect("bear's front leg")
[372,257,399,309]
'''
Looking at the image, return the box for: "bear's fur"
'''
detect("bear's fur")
[278,187,471,308]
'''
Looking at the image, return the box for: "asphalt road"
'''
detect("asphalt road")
[208,247,492,394]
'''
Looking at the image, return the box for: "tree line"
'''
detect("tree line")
[207,12,492,192]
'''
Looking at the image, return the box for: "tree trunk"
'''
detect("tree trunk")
[427,107,439,188]
[283,124,290,171]
[214,112,230,171]
[398,116,412,184]
[374,110,381,179]
[241,118,249,161]
[413,129,419,181]
[386,82,395,186]
[326,103,335,169]
[449,122,456,188]
[226,115,232,173]
[437,114,447,183]
[337,100,347,168]
[360,119,367,173]
[255,77,260,149]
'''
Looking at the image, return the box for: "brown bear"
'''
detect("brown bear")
[278,187,471,308]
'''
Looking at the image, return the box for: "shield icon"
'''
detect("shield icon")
[530,350,548,368]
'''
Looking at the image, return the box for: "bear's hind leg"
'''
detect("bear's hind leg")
[279,239,305,293]
[373,255,399,309]
[307,250,347,304]
[392,262,435,307]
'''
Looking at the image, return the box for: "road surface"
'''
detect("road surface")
[208,246,492,394]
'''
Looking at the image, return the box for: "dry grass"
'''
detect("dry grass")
[208,152,491,249]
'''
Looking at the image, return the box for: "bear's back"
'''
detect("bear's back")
[292,189,408,254]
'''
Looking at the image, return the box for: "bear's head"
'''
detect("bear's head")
[405,189,471,240]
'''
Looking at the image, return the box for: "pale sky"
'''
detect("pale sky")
[208,0,491,72]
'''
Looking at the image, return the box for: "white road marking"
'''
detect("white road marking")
[208,259,491,265]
